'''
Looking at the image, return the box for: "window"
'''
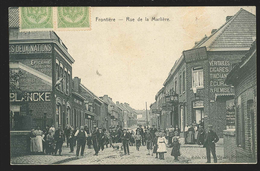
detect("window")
[64,69,67,94]
[179,74,182,94]
[192,67,204,88]
[67,71,70,94]
[174,77,177,93]
[56,61,59,90]
[183,71,185,92]
[59,64,63,91]
[194,109,204,124]
[236,96,245,148]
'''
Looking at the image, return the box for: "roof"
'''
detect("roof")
[9,7,19,28]
[225,39,256,85]
[194,8,256,51]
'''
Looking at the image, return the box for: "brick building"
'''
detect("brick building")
[224,40,257,163]
[9,8,75,155]
[151,8,256,137]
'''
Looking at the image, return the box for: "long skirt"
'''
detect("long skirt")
[35,136,43,152]
[30,137,38,152]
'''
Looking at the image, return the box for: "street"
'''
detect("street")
[11,138,229,165]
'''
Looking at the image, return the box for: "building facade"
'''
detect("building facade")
[224,40,257,163]
[151,8,256,137]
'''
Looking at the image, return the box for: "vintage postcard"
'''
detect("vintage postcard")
[9,6,256,165]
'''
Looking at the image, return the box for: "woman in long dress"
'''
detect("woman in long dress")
[29,128,37,153]
[34,126,44,153]
[157,132,167,160]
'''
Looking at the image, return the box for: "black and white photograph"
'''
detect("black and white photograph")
[8,6,256,165]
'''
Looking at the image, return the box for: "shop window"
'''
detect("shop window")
[67,107,70,125]
[192,67,204,88]
[194,108,204,124]
[226,99,235,129]
[180,106,184,132]
[56,104,61,127]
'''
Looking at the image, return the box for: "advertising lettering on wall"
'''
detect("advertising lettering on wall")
[9,44,52,54]
[10,92,51,102]
[209,60,234,95]
[183,46,208,63]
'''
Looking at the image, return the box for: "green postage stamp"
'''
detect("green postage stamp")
[19,7,91,31]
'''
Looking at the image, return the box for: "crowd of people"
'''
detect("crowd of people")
[29,119,219,163]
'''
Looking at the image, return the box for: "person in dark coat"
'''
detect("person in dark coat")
[197,125,205,145]
[121,129,130,155]
[173,125,180,136]
[64,124,71,147]
[54,125,65,156]
[145,129,153,155]
[203,125,219,163]
[42,125,49,154]
[74,126,88,158]
[69,126,76,153]
[170,136,181,161]
[187,125,195,144]
[98,128,105,151]
[92,126,100,156]
[85,126,92,149]
[136,125,145,146]
[152,131,159,158]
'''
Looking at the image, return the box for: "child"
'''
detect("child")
[45,131,54,155]
[134,130,142,151]
[152,131,159,158]
[170,136,181,161]
[157,132,167,160]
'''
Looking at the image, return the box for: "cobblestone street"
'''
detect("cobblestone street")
[11,138,229,165]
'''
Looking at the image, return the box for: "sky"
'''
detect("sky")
[56,6,256,110]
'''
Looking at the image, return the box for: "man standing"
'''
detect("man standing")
[145,129,153,155]
[168,125,174,145]
[98,128,105,151]
[54,125,65,156]
[121,129,130,155]
[64,124,71,147]
[74,126,88,158]
[92,126,100,156]
[69,126,75,153]
[203,125,219,163]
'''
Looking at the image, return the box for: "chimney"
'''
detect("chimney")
[211,29,217,34]
[226,16,233,22]
[73,77,81,92]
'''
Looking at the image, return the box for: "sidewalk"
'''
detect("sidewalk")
[10,143,90,165]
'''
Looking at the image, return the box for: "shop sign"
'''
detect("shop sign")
[193,100,204,108]
[9,44,52,54]
[183,47,208,63]
[10,92,51,102]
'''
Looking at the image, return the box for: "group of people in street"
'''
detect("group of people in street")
[184,119,205,145]
[29,121,219,163]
